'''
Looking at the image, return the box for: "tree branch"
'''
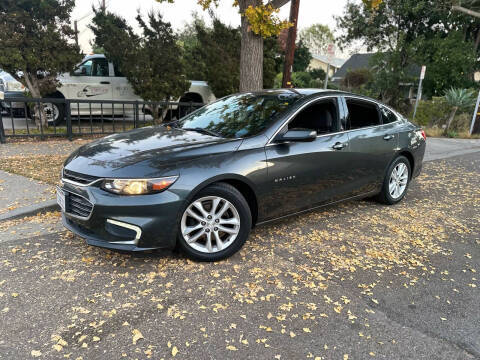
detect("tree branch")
[452,5,480,18]
[268,0,291,9]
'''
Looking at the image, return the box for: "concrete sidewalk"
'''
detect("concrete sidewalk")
[0,170,56,220]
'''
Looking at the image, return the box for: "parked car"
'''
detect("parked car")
[58,89,426,261]
[0,70,28,117]
[44,54,216,124]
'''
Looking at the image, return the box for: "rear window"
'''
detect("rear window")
[380,106,398,124]
[346,99,380,130]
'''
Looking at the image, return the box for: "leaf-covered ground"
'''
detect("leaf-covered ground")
[0,154,478,359]
[0,155,65,186]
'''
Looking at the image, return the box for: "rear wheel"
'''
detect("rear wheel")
[44,95,65,126]
[177,183,251,261]
[377,155,411,205]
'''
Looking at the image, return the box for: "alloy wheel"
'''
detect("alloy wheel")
[389,162,409,199]
[180,196,241,254]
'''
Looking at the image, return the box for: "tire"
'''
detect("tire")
[177,182,252,261]
[44,95,65,126]
[376,155,411,205]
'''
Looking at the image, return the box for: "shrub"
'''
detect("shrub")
[412,98,450,126]
[342,68,373,89]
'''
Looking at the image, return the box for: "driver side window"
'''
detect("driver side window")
[75,60,93,76]
[74,59,109,77]
[288,99,338,135]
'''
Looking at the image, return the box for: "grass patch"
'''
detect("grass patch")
[0,155,66,185]
[423,127,480,139]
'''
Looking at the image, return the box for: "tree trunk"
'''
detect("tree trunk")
[445,106,458,132]
[238,0,264,92]
[23,73,48,129]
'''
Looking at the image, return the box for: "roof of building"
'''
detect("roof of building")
[333,53,422,80]
[311,54,346,69]
[333,53,375,79]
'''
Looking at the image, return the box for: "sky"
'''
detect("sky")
[72,0,351,56]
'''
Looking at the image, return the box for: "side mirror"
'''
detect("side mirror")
[274,129,317,143]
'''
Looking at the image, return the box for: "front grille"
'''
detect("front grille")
[67,193,93,218]
[63,169,99,185]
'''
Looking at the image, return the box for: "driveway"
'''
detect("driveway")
[0,151,478,359]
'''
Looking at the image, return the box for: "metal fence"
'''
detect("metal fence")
[0,97,204,143]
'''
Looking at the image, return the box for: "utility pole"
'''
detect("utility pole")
[74,20,79,48]
[282,0,300,88]
[102,0,106,12]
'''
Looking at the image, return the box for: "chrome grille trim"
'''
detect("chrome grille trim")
[65,192,94,220]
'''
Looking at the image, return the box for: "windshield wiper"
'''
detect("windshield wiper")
[182,127,223,138]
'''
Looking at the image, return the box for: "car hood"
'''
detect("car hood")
[64,126,242,178]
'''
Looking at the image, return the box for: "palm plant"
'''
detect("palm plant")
[444,88,476,131]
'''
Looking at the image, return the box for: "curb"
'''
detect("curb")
[0,200,59,222]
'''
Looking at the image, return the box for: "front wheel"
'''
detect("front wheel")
[177,183,252,261]
[377,155,411,205]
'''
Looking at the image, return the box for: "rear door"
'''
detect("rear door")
[264,97,353,219]
[342,97,399,195]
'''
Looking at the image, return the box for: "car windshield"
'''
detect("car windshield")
[174,92,302,138]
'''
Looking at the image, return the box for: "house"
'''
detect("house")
[331,53,375,83]
[333,53,421,100]
[308,54,346,77]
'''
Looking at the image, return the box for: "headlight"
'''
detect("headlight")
[6,81,25,92]
[101,176,178,195]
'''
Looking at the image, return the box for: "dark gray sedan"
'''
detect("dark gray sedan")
[59,89,426,261]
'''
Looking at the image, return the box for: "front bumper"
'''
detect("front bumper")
[1,91,27,109]
[60,180,185,251]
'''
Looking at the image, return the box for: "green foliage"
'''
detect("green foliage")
[446,130,458,138]
[410,98,450,126]
[342,68,373,89]
[292,41,313,72]
[273,71,322,88]
[0,0,81,97]
[416,32,477,97]
[91,10,190,106]
[181,18,280,96]
[186,18,240,98]
[299,24,335,55]
[444,88,476,110]
[263,37,282,89]
[336,0,480,105]
[308,68,326,81]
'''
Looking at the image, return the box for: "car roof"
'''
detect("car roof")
[260,88,386,103]
[82,54,107,61]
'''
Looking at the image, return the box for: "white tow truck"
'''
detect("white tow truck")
[45,54,216,124]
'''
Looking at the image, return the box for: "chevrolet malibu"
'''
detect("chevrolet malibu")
[59,89,426,261]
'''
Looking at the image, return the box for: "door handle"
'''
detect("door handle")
[332,142,347,150]
[100,81,110,85]
[383,134,394,141]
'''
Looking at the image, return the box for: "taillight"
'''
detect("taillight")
[419,129,426,141]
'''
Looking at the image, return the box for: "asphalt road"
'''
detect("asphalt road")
[0,154,478,360]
